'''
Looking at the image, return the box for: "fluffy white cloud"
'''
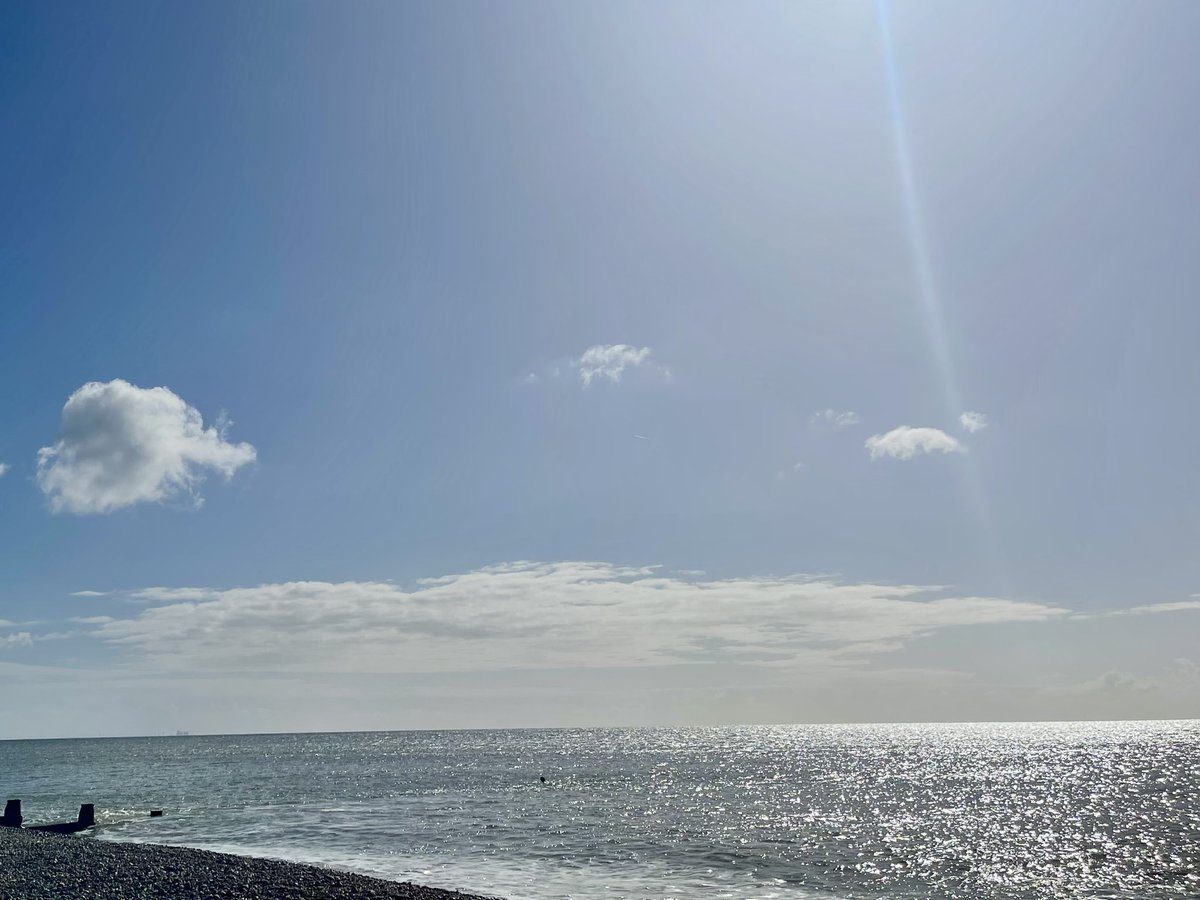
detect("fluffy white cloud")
[86,561,1067,675]
[37,380,256,515]
[811,409,861,428]
[573,344,652,386]
[960,411,988,433]
[0,463,9,478]
[866,426,963,461]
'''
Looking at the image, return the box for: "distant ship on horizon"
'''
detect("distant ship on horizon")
[175,730,190,736]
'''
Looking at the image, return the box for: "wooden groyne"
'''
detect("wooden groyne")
[1,800,96,834]
[0,799,22,828]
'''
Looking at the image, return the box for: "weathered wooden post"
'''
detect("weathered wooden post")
[27,802,96,833]
[0,799,21,828]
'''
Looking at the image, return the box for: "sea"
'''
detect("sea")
[0,721,1197,899]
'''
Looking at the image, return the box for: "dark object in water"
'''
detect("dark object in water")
[539,776,546,784]
[1,799,21,828]
[28,803,95,834]
[149,809,164,817]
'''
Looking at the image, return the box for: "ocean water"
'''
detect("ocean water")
[0,722,1197,899]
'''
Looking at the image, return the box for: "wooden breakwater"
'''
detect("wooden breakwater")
[1,799,96,833]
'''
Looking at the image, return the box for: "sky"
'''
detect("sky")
[1,0,1198,738]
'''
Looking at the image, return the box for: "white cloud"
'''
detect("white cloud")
[866,426,963,461]
[0,463,9,478]
[36,380,256,515]
[775,460,806,480]
[85,562,1068,676]
[960,411,988,433]
[573,344,652,386]
[0,632,33,650]
[70,590,112,598]
[1097,600,1200,618]
[811,409,861,428]
[1058,659,1200,699]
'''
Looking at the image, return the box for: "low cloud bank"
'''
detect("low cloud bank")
[87,561,1067,674]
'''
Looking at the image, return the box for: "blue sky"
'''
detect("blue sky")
[2,1,1198,736]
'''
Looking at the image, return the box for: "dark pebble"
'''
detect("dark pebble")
[0,828,500,900]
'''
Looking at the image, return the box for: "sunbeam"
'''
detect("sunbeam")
[875,0,1008,590]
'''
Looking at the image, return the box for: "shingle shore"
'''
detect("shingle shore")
[0,827,498,900]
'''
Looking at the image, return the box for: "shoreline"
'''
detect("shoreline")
[0,827,499,900]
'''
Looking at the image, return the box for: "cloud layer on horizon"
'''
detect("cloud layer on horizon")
[37,380,256,515]
[80,561,1069,675]
[5,559,1200,734]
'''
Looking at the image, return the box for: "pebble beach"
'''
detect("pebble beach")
[0,828,496,900]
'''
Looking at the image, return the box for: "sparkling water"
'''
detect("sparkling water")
[1,722,1197,898]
